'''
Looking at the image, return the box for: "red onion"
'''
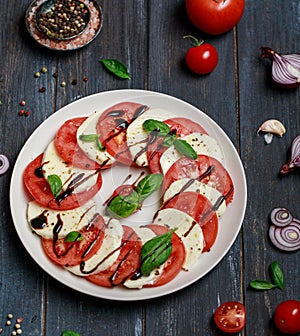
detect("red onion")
[261,47,300,88]
[280,135,300,174]
[0,154,9,175]
[269,207,300,252]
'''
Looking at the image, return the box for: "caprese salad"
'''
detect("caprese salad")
[24,101,234,289]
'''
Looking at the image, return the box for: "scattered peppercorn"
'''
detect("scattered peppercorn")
[53,72,58,79]
[41,67,47,74]
[20,101,26,106]
[6,320,11,326]
[19,109,25,116]
[16,318,23,324]
[34,72,41,78]
[61,81,66,87]
[83,76,88,82]
[12,331,16,336]
[0,327,3,334]
[71,79,77,85]
[39,87,46,93]
[25,110,30,117]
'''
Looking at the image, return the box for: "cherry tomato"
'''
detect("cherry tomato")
[274,300,300,334]
[186,0,245,35]
[185,37,218,75]
[214,301,246,333]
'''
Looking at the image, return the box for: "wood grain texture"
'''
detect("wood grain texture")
[0,0,299,335]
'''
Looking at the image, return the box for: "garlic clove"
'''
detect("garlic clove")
[257,119,286,137]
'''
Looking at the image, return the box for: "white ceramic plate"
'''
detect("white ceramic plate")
[10,89,247,301]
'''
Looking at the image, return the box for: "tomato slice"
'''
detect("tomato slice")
[23,154,102,210]
[147,117,208,174]
[143,224,186,287]
[162,154,234,205]
[96,102,148,166]
[214,301,246,333]
[161,191,218,252]
[55,117,101,170]
[42,213,106,267]
[87,225,142,287]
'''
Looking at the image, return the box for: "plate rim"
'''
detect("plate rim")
[9,89,247,301]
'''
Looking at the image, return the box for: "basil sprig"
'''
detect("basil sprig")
[143,119,197,159]
[250,261,284,290]
[64,231,84,243]
[140,229,176,276]
[106,173,163,218]
[79,134,105,151]
[99,59,131,79]
[61,331,81,336]
[47,174,62,198]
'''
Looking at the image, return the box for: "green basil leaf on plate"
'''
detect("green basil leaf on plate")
[48,174,62,198]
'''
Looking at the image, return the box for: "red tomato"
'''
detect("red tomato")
[87,226,142,287]
[185,42,218,75]
[186,0,245,35]
[162,154,234,205]
[144,224,186,287]
[96,102,148,166]
[23,154,102,210]
[161,191,218,252]
[147,117,208,173]
[42,213,106,267]
[274,300,300,334]
[214,301,246,333]
[54,117,101,170]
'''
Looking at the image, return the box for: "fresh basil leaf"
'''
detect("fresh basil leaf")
[250,280,276,290]
[64,231,84,242]
[79,134,99,142]
[269,261,284,290]
[99,59,130,79]
[47,174,62,198]
[136,174,163,201]
[162,134,175,147]
[173,138,198,159]
[143,119,171,134]
[61,331,81,336]
[140,229,175,276]
[106,191,140,218]
[96,137,105,151]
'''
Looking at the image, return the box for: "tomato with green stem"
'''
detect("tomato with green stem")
[184,36,218,75]
[274,300,300,334]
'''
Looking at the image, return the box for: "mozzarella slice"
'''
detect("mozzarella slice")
[153,208,204,271]
[27,200,96,239]
[126,108,175,167]
[66,217,123,276]
[163,178,226,217]
[76,110,116,167]
[42,140,99,194]
[123,226,164,289]
[160,132,224,175]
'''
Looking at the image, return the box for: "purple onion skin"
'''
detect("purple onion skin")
[261,46,300,89]
[269,207,300,252]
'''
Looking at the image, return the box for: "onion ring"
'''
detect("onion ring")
[269,207,300,251]
[0,154,9,175]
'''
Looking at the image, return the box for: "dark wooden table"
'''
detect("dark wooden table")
[0,0,299,335]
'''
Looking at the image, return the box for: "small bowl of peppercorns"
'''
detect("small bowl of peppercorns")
[35,0,91,40]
